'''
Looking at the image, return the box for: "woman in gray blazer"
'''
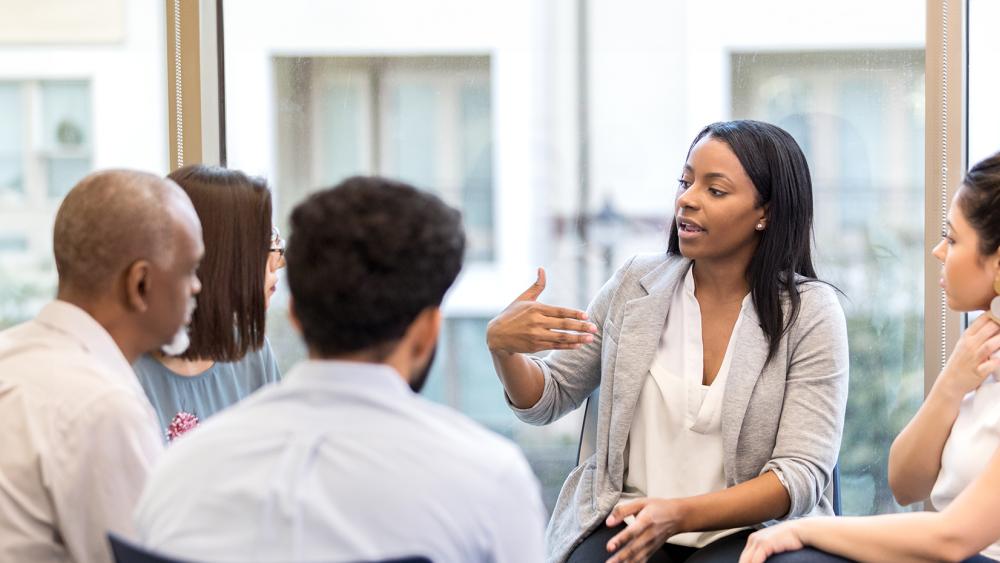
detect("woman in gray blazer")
[487,120,850,563]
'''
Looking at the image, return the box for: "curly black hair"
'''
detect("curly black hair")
[286,176,466,358]
[959,152,1000,258]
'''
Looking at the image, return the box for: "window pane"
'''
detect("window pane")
[0,2,167,328]
[0,83,23,196]
[40,81,91,151]
[733,49,925,515]
[46,156,91,199]
[224,0,925,516]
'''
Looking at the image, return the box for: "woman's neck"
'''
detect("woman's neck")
[153,351,215,377]
[691,257,751,303]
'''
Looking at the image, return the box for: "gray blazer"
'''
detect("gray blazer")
[510,253,850,563]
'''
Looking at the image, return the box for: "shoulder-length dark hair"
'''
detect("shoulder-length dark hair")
[167,164,273,362]
[668,120,818,362]
[959,151,1000,257]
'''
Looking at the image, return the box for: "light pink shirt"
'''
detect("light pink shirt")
[0,301,163,563]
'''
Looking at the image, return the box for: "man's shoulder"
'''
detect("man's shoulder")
[409,398,532,472]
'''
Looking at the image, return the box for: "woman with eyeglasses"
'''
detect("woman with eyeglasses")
[133,164,285,442]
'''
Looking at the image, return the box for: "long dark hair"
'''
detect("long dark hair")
[959,152,1000,257]
[668,120,818,362]
[168,164,273,362]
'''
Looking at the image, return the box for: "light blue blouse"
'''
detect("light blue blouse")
[133,338,280,442]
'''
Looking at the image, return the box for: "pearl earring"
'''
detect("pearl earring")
[756,223,764,231]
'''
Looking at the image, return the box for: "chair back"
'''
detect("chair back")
[108,533,192,563]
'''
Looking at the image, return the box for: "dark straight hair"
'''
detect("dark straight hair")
[167,164,272,362]
[668,120,818,363]
[959,151,1000,258]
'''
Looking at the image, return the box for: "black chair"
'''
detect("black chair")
[575,389,843,516]
[109,533,431,563]
[108,533,192,563]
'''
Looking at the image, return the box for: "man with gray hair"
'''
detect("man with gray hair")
[0,169,204,563]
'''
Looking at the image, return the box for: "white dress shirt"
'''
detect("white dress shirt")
[0,301,164,563]
[618,266,750,547]
[931,373,1000,561]
[134,359,547,563]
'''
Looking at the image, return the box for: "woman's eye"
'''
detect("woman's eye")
[677,179,691,190]
[708,188,726,197]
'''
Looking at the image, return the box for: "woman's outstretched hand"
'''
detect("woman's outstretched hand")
[486,268,598,354]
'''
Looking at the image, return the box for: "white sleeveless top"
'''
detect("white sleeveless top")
[931,370,1000,561]
[617,265,750,547]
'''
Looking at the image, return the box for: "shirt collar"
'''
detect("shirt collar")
[283,359,414,396]
[34,300,136,381]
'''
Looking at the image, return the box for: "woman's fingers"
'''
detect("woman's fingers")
[534,329,594,345]
[550,317,599,333]
[979,332,1000,361]
[607,521,640,554]
[538,303,590,321]
[514,268,547,303]
[978,358,1000,379]
[608,526,657,563]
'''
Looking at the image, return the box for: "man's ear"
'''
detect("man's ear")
[411,307,442,358]
[124,260,152,313]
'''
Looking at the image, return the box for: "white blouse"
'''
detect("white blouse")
[931,371,1000,561]
[617,265,751,548]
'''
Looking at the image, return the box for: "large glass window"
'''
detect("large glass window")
[733,50,925,514]
[0,0,167,328]
[274,56,494,261]
[224,0,924,514]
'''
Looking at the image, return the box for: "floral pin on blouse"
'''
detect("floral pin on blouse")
[167,411,200,442]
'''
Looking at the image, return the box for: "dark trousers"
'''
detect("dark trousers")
[567,524,753,563]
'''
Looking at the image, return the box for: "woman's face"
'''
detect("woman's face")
[265,227,286,309]
[932,188,1000,312]
[675,136,767,262]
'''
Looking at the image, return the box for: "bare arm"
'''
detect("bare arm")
[742,354,1000,563]
[745,445,1000,563]
[889,315,1000,505]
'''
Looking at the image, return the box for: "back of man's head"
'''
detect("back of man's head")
[286,176,465,359]
[55,170,181,294]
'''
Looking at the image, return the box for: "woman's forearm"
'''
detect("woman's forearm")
[888,380,964,505]
[489,349,546,409]
[676,471,790,532]
[796,513,975,563]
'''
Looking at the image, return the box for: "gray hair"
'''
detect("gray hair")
[53,169,191,295]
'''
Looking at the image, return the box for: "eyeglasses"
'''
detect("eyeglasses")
[270,227,286,258]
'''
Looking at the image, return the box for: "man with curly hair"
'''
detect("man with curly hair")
[134,176,546,563]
